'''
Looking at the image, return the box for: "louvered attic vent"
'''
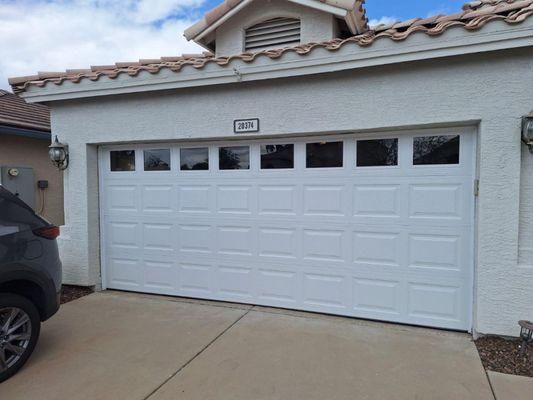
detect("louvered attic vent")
[245,17,301,52]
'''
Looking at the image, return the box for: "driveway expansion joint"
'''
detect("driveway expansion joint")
[143,307,251,400]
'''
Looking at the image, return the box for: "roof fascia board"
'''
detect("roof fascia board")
[20,22,533,103]
[0,125,51,140]
[195,0,254,42]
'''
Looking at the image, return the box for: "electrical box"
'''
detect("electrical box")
[0,166,35,209]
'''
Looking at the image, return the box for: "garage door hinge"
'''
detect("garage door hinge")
[474,179,480,197]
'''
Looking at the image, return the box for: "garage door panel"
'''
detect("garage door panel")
[303,185,347,217]
[217,225,255,256]
[258,185,298,215]
[101,131,474,330]
[178,185,212,214]
[178,262,214,296]
[353,184,402,219]
[258,227,298,259]
[217,185,254,214]
[179,224,214,254]
[352,278,403,316]
[303,272,350,311]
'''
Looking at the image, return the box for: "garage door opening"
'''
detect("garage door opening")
[99,129,476,330]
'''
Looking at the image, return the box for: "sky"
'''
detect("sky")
[0,0,467,90]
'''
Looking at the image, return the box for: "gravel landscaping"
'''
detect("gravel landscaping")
[60,285,94,304]
[476,336,533,378]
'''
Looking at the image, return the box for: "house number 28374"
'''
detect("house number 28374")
[234,119,260,134]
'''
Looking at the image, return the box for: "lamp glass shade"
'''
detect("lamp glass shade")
[524,117,533,143]
[49,147,66,162]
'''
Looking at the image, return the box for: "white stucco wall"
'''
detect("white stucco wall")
[50,48,533,336]
[215,0,335,57]
[520,145,533,265]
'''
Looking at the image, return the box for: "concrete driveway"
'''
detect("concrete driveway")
[0,291,494,400]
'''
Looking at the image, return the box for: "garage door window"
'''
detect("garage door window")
[356,139,398,167]
[306,141,343,168]
[181,148,209,171]
[219,146,250,170]
[413,135,460,165]
[144,149,171,171]
[261,144,294,169]
[110,150,135,172]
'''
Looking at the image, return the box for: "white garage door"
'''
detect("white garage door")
[100,129,475,330]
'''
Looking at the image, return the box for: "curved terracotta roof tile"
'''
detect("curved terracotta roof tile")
[9,0,533,94]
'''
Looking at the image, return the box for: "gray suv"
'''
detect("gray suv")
[0,186,61,382]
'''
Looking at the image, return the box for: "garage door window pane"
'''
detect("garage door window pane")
[261,144,294,169]
[144,149,171,171]
[181,148,209,171]
[357,139,398,167]
[219,146,250,170]
[306,142,343,168]
[110,150,135,172]
[413,135,460,165]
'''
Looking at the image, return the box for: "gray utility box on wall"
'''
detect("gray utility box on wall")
[0,166,35,209]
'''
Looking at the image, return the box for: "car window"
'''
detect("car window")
[0,186,47,235]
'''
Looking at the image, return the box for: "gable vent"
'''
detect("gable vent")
[245,17,301,52]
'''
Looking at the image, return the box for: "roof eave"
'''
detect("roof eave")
[16,17,533,104]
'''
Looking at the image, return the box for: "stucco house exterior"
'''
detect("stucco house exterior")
[0,90,64,225]
[8,0,533,337]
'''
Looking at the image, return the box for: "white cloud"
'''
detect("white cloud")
[368,16,398,28]
[0,0,207,90]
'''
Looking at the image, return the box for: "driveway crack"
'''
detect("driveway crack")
[143,307,252,400]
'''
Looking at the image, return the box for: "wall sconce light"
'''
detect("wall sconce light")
[522,114,533,153]
[48,135,69,170]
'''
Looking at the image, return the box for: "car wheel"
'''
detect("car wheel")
[0,293,41,383]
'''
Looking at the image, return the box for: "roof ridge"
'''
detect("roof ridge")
[8,0,533,94]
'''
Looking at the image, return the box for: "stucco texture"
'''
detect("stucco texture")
[50,46,533,336]
[0,134,64,225]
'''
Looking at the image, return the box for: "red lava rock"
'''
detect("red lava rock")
[476,336,533,378]
[60,285,94,305]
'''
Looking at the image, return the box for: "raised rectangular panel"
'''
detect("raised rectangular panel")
[303,230,344,262]
[142,185,173,212]
[258,186,296,215]
[258,270,297,302]
[409,234,460,271]
[107,185,137,211]
[143,224,174,251]
[353,279,400,314]
[304,185,344,216]
[109,222,138,249]
[408,283,460,321]
[353,232,400,266]
[353,185,400,217]
[218,226,253,256]
[179,225,212,254]
[144,261,175,289]
[218,266,253,298]
[217,186,252,214]
[109,258,140,287]
[409,184,462,219]
[258,228,297,258]
[179,186,210,213]
[179,263,212,294]
[303,273,347,308]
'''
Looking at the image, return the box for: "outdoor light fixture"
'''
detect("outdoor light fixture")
[522,114,533,153]
[48,135,69,170]
[518,320,533,355]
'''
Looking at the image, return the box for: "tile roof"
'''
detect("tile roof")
[0,89,50,132]
[8,0,533,95]
[184,0,368,41]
